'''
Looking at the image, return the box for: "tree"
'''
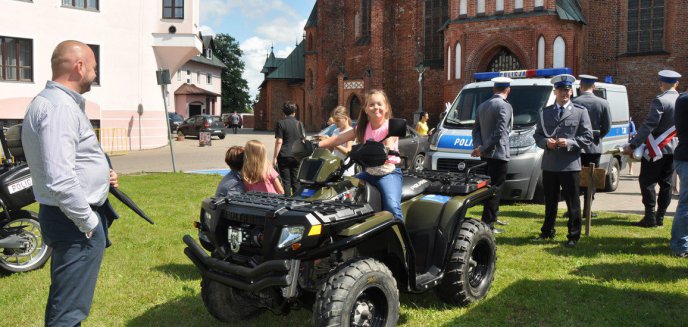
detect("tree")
[213,34,251,113]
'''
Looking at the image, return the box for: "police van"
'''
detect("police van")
[425,68,630,202]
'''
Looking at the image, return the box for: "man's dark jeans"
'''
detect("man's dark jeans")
[277,156,300,196]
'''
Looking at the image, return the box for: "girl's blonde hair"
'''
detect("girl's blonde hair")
[331,105,351,125]
[356,89,392,144]
[242,140,268,184]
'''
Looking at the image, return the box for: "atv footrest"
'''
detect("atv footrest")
[414,265,443,290]
[183,235,295,292]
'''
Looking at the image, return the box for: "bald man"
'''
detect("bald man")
[22,40,119,326]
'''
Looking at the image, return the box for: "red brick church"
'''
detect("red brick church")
[254,0,687,131]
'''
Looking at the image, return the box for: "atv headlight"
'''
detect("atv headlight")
[203,210,212,223]
[277,226,305,249]
[509,128,536,148]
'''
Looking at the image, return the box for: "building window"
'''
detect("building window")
[87,44,100,85]
[62,0,98,10]
[357,0,371,44]
[514,0,523,10]
[627,0,664,53]
[206,73,212,85]
[487,48,522,72]
[177,69,181,81]
[534,0,544,8]
[354,13,360,38]
[163,0,184,19]
[553,36,566,68]
[424,0,449,65]
[460,0,467,16]
[477,0,485,14]
[206,49,212,60]
[0,36,33,82]
[496,0,504,12]
[197,71,200,83]
[537,36,545,69]
[447,47,452,80]
[455,42,461,79]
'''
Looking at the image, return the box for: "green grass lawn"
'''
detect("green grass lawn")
[1,173,686,327]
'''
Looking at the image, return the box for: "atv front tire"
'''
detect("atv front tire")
[313,257,399,327]
[201,277,263,322]
[437,219,496,306]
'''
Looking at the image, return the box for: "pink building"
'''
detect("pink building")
[0,0,222,151]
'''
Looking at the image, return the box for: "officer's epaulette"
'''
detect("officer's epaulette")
[572,103,587,110]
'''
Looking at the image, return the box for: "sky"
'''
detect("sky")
[199,0,317,98]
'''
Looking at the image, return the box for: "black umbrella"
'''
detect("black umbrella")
[109,186,154,225]
[105,154,154,225]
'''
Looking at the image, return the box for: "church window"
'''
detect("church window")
[424,0,448,66]
[553,36,566,68]
[627,0,664,53]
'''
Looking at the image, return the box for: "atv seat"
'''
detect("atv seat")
[401,177,431,202]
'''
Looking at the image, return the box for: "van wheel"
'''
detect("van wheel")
[312,257,399,327]
[604,158,620,192]
[437,219,496,307]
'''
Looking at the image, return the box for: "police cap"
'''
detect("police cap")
[658,70,681,84]
[491,77,512,88]
[551,74,576,89]
[578,74,598,84]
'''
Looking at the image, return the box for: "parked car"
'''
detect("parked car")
[168,112,183,132]
[316,122,428,171]
[176,115,225,139]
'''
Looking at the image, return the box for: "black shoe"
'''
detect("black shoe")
[496,219,509,226]
[532,234,554,242]
[633,219,656,228]
[491,228,504,234]
[565,240,577,248]
[562,211,569,218]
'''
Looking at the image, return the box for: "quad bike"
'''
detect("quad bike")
[0,125,51,273]
[183,119,497,326]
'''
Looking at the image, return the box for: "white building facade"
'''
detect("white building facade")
[0,0,221,151]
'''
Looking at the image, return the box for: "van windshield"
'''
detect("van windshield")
[445,85,552,128]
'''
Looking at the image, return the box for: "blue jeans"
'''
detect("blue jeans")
[672,160,688,255]
[356,168,403,220]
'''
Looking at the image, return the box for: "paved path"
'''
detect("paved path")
[111,131,677,217]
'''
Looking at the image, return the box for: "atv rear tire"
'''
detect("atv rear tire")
[201,277,263,322]
[437,219,496,306]
[313,257,399,327]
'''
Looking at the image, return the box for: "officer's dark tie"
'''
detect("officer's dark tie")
[558,106,564,120]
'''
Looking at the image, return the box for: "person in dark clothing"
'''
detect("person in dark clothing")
[624,70,681,228]
[273,102,303,196]
[672,91,688,257]
[215,146,245,197]
[471,77,513,234]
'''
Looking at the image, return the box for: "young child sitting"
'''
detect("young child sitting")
[242,140,285,194]
[215,146,246,197]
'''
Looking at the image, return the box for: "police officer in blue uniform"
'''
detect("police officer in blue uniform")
[624,70,681,227]
[572,75,611,211]
[533,74,593,247]
[472,77,513,234]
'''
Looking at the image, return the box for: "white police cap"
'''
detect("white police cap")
[658,70,681,84]
[491,77,512,87]
[551,74,576,89]
[578,74,598,84]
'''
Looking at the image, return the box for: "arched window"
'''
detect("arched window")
[487,48,522,72]
[460,0,467,15]
[553,36,566,68]
[535,0,544,8]
[455,42,461,79]
[628,0,665,53]
[496,0,504,12]
[514,0,523,10]
[447,46,452,80]
[477,0,485,14]
[537,36,545,69]
[424,0,449,63]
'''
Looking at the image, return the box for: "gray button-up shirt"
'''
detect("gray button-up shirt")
[22,81,109,233]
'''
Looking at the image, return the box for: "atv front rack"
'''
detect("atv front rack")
[404,169,490,196]
[214,192,375,223]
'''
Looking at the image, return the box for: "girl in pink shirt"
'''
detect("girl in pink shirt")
[318,89,403,220]
[242,140,285,194]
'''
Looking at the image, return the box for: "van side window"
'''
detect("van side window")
[593,88,607,99]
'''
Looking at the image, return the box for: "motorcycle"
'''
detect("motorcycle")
[0,125,51,273]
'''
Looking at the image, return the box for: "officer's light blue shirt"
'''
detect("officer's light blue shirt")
[22,81,109,233]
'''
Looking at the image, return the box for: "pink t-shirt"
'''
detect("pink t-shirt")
[359,120,401,165]
[244,167,281,194]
